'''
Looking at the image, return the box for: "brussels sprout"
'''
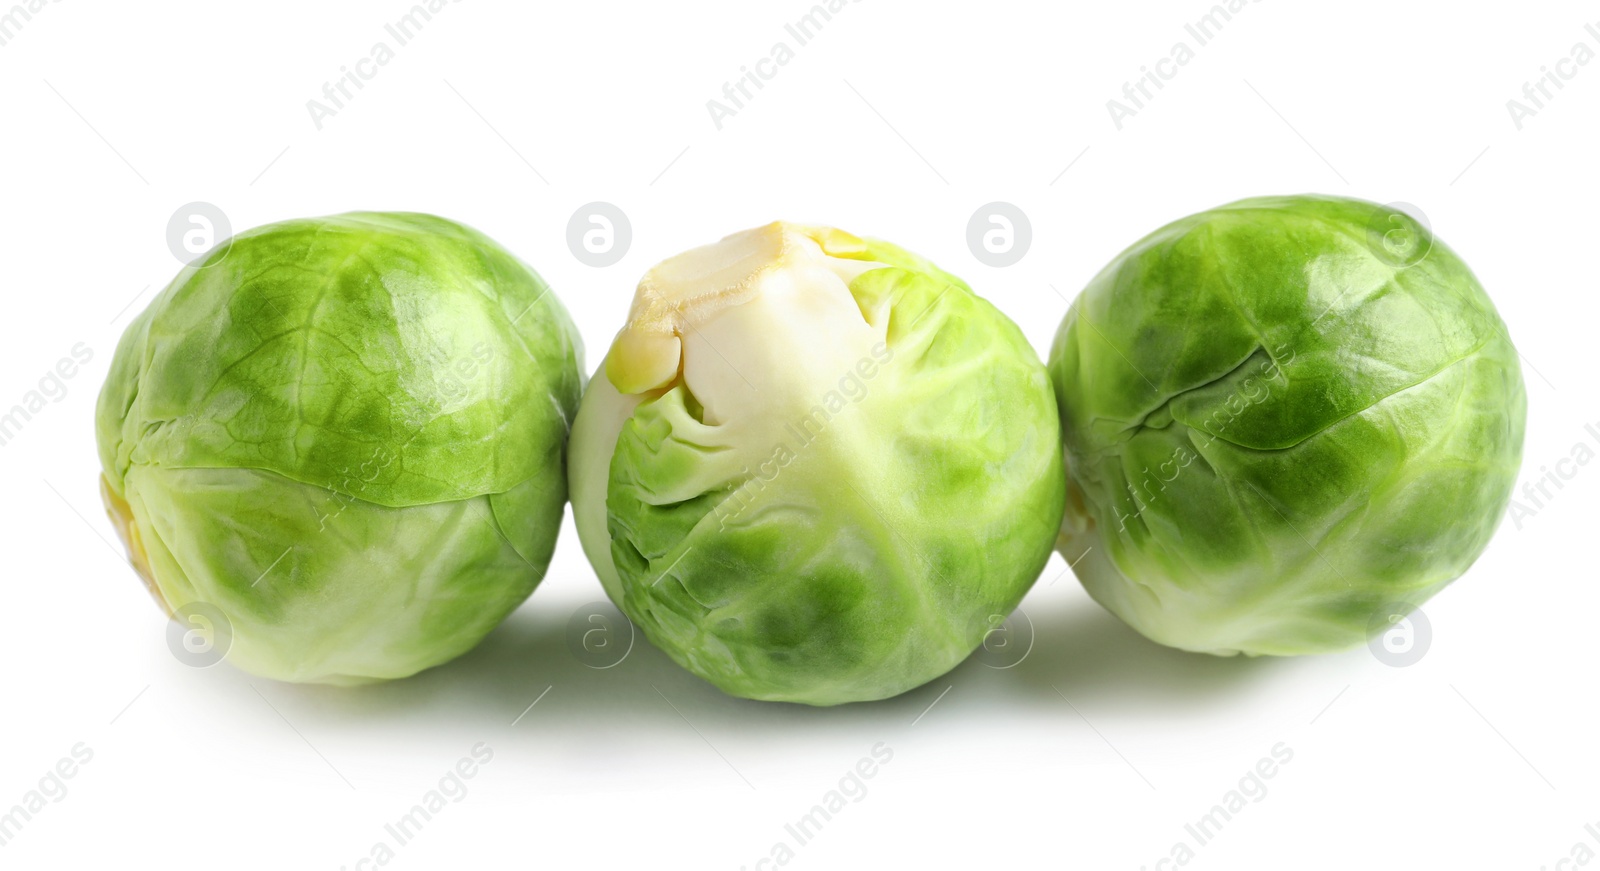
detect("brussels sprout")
[97,213,583,684]
[1049,195,1525,656]
[570,222,1065,705]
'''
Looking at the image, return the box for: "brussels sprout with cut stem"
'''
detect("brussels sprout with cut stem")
[570,222,1065,705]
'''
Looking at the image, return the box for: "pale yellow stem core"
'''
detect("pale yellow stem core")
[603,222,877,395]
[100,474,169,616]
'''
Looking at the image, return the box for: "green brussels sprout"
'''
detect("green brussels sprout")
[569,222,1065,705]
[1049,195,1525,656]
[97,213,583,684]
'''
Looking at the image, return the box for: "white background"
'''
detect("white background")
[1,1,1595,868]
